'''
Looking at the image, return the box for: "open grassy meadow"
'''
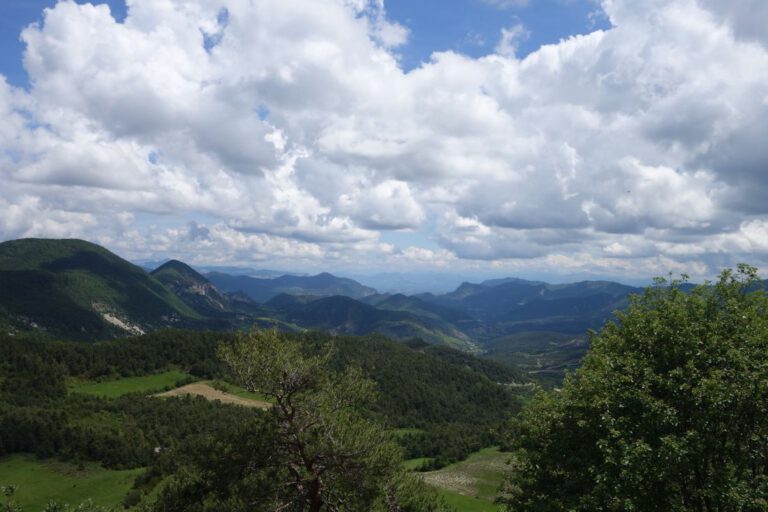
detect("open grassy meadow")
[421,447,511,512]
[0,454,142,510]
[68,370,192,398]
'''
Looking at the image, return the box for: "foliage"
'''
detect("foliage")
[501,265,768,511]
[216,328,444,511]
[0,389,260,469]
[0,330,227,383]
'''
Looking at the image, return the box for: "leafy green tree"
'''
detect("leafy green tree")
[218,328,444,512]
[501,265,768,511]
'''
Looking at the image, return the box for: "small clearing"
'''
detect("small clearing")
[156,382,271,409]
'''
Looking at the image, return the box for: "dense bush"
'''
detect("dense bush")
[502,266,768,511]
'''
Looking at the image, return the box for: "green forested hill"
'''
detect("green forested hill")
[298,332,524,426]
[0,239,201,340]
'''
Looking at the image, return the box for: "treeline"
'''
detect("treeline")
[0,329,227,380]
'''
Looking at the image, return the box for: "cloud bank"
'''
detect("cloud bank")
[1,0,767,278]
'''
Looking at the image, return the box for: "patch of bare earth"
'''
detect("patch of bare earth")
[155,383,270,409]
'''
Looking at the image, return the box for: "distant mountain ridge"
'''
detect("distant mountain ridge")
[413,277,644,383]
[428,278,639,325]
[196,266,307,278]
[207,271,377,302]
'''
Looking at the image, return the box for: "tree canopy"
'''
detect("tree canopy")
[215,328,446,512]
[501,265,768,511]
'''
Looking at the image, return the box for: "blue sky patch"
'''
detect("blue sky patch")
[385,0,609,70]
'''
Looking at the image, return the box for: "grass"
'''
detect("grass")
[437,489,500,512]
[69,370,192,398]
[402,457,433,471]
[421,447,512,512]
[0,454,143,510]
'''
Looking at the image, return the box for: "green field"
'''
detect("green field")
[421,447,511,512]
[69,370,192,398]
[0,455,143,510]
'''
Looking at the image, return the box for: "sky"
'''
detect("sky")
[0,0,767,282]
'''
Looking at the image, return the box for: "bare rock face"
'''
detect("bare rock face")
[151,260,229,315]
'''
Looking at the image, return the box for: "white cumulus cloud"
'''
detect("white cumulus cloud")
[0,0,767,278]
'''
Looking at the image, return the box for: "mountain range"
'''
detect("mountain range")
[0,238,656,382]
[207,271,377,302]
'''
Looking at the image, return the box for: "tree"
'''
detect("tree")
[218,328,444,512]
[501,265,768,512]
